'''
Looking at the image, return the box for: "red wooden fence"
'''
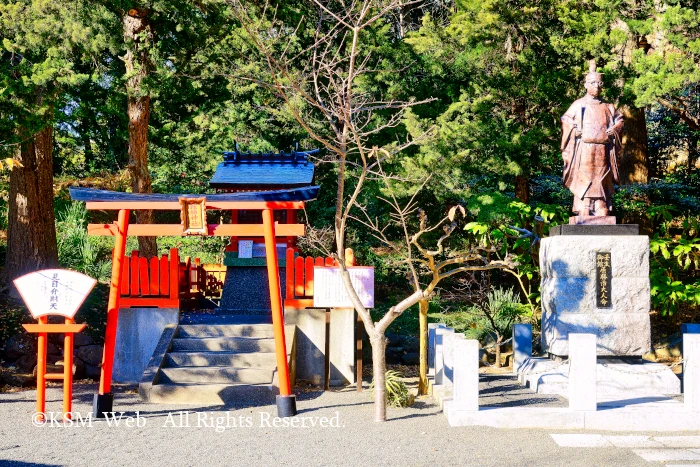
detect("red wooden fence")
[120,246,354,309]
[284,248,355,309]
[120,248,180,308]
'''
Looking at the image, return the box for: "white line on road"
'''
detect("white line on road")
[654,436,700,448]
[550,434,612,447]
[632,449,700,462]
[604,436,663,448]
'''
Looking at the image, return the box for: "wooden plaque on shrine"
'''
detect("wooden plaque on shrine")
[179,197,208,235]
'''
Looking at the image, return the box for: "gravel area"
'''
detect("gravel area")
[3,374,693,466]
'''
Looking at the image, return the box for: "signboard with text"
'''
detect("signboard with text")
[238,240,253,258]
[179,197,207,235]
[13,269,97,319]
[313,267,374,308]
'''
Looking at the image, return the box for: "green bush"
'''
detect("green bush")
[371,369,412,408]
[56,202,113,281]
[430,287,528,342]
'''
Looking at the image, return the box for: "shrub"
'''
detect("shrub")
[371,369,412,408]
[56,202,112,281]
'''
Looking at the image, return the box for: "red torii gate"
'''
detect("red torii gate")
[70,187,319,418]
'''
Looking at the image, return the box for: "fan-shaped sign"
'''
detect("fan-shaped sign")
[13,269,97,319]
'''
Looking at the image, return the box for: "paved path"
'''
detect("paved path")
[551,434,700,465]
[1,382,699,466]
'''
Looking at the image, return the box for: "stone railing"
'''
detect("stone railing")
[432,323,700,430]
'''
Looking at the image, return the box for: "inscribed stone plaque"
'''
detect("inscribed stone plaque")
[313,267,374,308]
[14,269,97,319]
[596,251,612,308]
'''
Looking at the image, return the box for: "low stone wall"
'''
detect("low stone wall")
[285,308,357,386]
[113,308,179,383]
[1,329,103,385]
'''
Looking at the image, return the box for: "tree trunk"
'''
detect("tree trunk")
[418,298,429,395]
[619,105,649,184]
[494,335,502,368]
[688,132,698,171]
[371,334,388,422]
[514,174,529,203]
[124,8,156,257]
[6,126,58,292]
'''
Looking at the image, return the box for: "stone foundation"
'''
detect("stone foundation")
[540,229,651,357]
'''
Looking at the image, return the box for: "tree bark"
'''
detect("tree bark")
[514,174,529,203]
[619,105,649,184]
[124,8,156,257]
[688,131,698,171]
[494,335,502,368]
[6,126,59,292]
[371,334,388,422]
[418,298,429,395]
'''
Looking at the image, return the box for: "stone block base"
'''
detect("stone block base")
[445,400,700,431]
[540,234,651,357]
[569,215,617,225]
[518,357,680,396]
[542,312,651,357]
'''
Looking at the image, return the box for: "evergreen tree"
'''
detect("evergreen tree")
[0,0,118,287]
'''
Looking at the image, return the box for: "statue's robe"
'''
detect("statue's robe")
[561,95,623,214]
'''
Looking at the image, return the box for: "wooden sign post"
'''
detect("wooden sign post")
[14,269,96,422]
[313,266,374,392]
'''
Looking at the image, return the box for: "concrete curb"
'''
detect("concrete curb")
[445,400,700,431]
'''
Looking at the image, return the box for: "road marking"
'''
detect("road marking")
[654,436,700,448]
[604,436,663,448]
[632,449,700,462]
[551,434,611,447]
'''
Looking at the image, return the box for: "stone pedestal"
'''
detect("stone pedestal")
[513,324,532,374]
[569,215,616,225]
[540,226,651,357]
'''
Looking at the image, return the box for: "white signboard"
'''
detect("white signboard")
[313,267,374,308]
[238,240,253,259]
[13,269,97,319]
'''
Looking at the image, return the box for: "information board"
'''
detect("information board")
[313,267,374,308]
[13,269,97,319]
[238,240,253,258]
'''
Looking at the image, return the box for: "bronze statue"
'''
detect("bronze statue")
[561,61,623,223]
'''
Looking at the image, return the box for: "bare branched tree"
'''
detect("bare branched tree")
[352,162,516,395]
[227,0,506,420]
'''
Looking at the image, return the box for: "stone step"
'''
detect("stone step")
[159,367,274,385]
[171,337,276,353]
[178,324,275,339]
[164,351,278,368]
[147,382,277,405]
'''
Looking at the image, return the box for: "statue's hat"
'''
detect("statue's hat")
[585,59,603,80]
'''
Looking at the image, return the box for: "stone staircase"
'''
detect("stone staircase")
[139,322,295,405]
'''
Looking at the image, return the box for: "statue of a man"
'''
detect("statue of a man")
[561,61,624,221]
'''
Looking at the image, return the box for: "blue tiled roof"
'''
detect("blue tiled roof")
[69,186,320,203]
[209,148,317,188]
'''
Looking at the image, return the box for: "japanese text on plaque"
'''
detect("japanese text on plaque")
[596,252,612,308]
